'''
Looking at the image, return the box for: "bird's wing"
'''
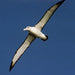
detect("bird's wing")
[9,33,36,71]
[35,0,65,31]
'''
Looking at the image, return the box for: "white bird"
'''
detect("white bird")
[9,0,65,71]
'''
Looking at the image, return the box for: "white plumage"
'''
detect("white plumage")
[9,0,65,71]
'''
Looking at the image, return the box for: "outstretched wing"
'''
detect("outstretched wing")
[9,33,36,71]
[35,0,65,31]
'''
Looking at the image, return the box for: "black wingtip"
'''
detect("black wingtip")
[62,0,65,2]
[62,0,65,1]
[57,0,65,5]
[61,0,65,2]
[9,61,14,72]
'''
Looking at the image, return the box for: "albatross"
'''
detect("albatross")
[9,0,65,71]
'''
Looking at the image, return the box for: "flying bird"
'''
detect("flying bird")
[9,0,65,71]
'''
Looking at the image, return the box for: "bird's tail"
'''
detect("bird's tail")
[41,35,48,41]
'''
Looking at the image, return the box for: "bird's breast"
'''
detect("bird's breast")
[29,27,46,40]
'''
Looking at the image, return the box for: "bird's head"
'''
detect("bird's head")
[23,26,31,31]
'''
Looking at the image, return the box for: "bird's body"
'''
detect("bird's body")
[9,0,65,71]
[24,26,48,41]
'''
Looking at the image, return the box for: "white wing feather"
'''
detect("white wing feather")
[9,33,35,71]
[35,0,65,31]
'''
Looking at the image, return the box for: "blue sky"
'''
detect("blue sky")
[0,0,75,75]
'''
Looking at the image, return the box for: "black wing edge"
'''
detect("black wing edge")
[9,61,14,72]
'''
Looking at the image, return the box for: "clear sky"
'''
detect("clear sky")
[0,0,75,75]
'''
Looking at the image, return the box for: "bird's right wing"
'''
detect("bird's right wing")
[35,0,65,31]
[9,33,36,71]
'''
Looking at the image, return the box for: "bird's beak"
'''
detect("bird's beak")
[23,28,27,31]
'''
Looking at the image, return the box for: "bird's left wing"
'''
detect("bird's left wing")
[35,0,65,31]
[9,33,36,71]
